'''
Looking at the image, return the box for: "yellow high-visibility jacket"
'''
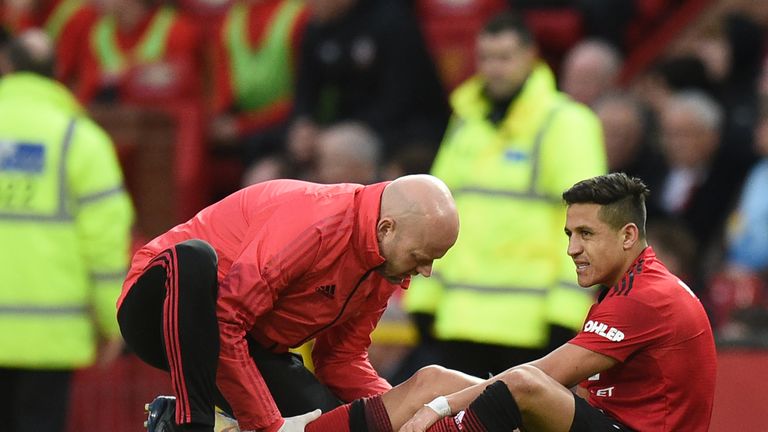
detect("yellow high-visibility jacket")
[405,63,606,348]
[0,73,134,368]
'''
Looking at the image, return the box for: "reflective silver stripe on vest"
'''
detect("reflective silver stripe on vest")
[434,272,547,295]
[78,185,125,206]
[454,103,567,204]
[0,305,87,315]
[90,270,127,282]
[453,186,560,203]
[527,103,566,195]
[0,118,77,221]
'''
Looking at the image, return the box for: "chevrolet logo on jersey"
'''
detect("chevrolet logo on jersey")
[584,320,625,342]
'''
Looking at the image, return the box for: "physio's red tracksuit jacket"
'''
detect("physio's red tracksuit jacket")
[119,180,401,430]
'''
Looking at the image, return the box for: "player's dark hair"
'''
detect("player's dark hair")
[562,173,651,238]
[481,11,534,46]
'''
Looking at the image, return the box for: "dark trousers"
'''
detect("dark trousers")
[390,340,547,384]
[0,368,72,432]
[390,322,575,384]
[117,239,340,428]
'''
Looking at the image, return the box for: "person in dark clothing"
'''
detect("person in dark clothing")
[288,0,449,172]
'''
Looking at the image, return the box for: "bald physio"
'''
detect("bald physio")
[119,176,458,432]
[377,175,460,284]
[381,174,458,221]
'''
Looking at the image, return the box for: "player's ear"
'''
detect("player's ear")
[622,223,640,250]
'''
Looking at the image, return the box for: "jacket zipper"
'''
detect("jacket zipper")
[295,268,374,346]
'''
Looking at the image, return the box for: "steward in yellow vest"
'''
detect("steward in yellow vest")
[0,30,133,430]
[402,12,606,378]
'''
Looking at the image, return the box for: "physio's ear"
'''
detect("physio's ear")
[376,217,395,241]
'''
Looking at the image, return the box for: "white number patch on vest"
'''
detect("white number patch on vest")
[0,141,45,209]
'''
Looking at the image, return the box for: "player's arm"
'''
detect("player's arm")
[440,343,615,415]
[529,342,617,388]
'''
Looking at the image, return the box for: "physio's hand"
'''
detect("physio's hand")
[277,409,322,432]
[398,405,443,432]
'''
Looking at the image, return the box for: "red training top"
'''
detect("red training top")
[570,247,716,432]
[120,180,400,430]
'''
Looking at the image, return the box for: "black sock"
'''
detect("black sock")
[349,398,368,432]
[346,395,393,432]
[467,381,522,431]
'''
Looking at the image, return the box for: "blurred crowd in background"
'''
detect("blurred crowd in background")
[2,0,768,429]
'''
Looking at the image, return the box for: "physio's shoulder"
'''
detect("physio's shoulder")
[239,181,363,231]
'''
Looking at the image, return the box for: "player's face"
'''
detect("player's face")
[565,203,628,288]
[376,218,452,285]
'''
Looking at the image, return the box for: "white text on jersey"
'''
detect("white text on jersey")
[584,320,625,342]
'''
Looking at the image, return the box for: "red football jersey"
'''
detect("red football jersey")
[569,247,716,432]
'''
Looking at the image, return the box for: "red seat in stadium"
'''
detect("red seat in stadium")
[416,0,507,91]
[417,0,583,90]
[524,8,583,62]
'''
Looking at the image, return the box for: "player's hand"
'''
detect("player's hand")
[277,409,322,431]
[398,405,443,432]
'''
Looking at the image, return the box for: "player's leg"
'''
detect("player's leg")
[405,364,633,432]
[118,239,220,431]
[423,364,575,432]
[383,365,483,430]
[568,393,632,432]
[304,365,483,432]
[493,364,576,431]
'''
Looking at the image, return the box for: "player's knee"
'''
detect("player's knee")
[410,364,450,390]
[497,365,548,407]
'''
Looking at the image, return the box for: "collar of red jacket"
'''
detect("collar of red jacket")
[352,181,389,269]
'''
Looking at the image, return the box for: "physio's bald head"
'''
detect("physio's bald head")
[376,175,459,284]
[382,175,458,236]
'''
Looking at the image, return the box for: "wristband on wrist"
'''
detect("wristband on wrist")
[425,395,452,417]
